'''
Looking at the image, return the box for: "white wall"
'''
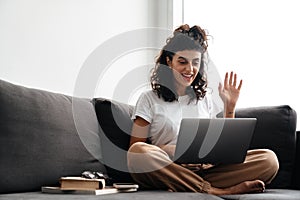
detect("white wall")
[0,0,173,104]
[183,0,300,128]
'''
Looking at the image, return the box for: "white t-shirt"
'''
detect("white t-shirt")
[132,90,222,146]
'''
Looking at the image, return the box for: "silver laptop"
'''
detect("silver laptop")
[173,118,257,165]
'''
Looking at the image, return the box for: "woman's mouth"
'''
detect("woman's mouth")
[181,73,194,82]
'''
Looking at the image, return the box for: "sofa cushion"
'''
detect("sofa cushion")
[234,105,297,189]
[0,79,106,193]
[222,189,300,200]
[0,191,224,200]
[93,98,134,183]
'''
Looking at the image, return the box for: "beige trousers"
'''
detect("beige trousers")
[127,142,279,193]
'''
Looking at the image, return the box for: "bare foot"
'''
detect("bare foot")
[207,180,265,195]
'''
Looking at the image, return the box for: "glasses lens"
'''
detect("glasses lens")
[82,171,96,179]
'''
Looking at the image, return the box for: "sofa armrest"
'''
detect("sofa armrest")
[234,105,297,189]
[292,131,300,189]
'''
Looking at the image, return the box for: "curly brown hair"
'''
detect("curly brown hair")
[150,24,209,102]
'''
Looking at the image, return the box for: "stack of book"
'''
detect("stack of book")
[42,177,138,195]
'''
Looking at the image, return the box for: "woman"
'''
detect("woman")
[127,24,279,195]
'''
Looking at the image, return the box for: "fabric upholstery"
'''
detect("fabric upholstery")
[93,98,134,183]
[1,189,300,200]
[222,189,300,200]
[234,105,297,188]
[0,190,224,200]
[293,131,300,189]
[0,79,106,193]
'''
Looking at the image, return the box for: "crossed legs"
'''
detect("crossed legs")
[127,142,279,195]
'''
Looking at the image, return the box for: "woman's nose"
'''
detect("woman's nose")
[186,62,193,72]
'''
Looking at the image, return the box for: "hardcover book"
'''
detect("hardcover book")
[59,177,105,190]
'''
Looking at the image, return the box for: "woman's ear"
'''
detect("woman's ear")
[166,57,172,67]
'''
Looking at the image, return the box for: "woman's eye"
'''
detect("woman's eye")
[193,60,200,65]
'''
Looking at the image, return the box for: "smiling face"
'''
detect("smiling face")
[167,50,201,95]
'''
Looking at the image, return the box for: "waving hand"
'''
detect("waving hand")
[218,71,243,118]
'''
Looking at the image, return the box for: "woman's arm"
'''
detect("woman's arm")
[129,116,150,147]
[130,117,176,158]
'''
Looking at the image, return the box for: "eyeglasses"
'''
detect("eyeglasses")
[81,171,109,180]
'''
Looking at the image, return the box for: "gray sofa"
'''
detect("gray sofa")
[1,79,300,200]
